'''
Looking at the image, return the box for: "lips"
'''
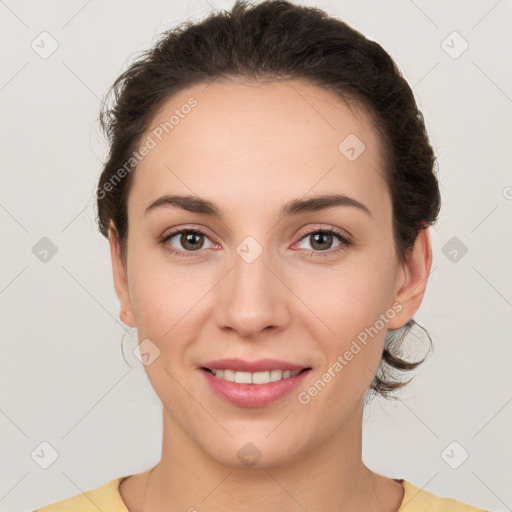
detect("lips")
[199,358,312,407]
[201,367,311,407]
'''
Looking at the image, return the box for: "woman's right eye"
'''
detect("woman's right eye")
[160,229,216,257]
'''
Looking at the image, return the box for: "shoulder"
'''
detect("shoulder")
[398,480,490,512]
[33,475,130,512]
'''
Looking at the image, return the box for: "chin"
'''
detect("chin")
[203,435,306,470]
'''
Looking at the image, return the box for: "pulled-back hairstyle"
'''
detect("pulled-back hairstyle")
[96,0,441,399]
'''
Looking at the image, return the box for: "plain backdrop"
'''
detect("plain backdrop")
[1,1,511,511]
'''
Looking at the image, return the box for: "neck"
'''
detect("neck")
[140,399,400,512]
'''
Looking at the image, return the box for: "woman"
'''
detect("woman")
[34,1,490,510]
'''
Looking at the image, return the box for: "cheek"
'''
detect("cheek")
[126,245,217,353]
[126,243,175,339]
[297,256,397,337]
[126,263,201,397]
[289,249,398,389]
[292,267,395,413]
[128,268,197,338]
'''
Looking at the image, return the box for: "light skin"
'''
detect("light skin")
[109,78,432,512]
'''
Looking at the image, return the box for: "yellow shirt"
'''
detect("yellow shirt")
[33,476,490,511]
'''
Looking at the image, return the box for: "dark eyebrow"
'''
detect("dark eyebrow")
[144,193,372,218]
[279,193,372,218]
[145,194,222,216]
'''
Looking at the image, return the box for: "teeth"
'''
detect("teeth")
[235,371,252,384]
[209,368,301,384]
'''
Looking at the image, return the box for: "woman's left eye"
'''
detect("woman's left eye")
[294,229,351,256]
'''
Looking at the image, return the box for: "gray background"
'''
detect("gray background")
[1,1,511,511]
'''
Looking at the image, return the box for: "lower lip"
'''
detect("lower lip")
[200,368,311,408]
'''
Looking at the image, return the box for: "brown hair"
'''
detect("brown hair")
[96,0,440,399]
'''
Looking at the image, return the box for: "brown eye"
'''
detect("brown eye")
[178,231,204,251]
[309,232,334,251]
[161,228,216,257]
[294,228,351,258]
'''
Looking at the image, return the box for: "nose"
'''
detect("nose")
[213,246,291,339]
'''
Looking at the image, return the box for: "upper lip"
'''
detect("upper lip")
[201,358,310,372]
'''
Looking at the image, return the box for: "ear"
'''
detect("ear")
[387,227,433,329]
[108,221,136,328]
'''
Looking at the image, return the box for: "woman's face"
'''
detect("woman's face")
[110,78,428,467]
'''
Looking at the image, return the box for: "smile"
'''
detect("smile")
[200,366,312,408]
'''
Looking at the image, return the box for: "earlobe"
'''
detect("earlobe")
[108,222,136,328]
[387,228,433,330]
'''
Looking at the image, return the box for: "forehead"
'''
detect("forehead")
[129,78,389,218]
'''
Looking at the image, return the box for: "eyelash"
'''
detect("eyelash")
[158,227,352,259]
